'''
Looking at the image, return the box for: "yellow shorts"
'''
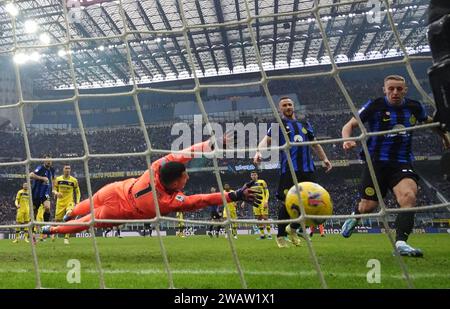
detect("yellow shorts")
[222,208,237,219]
[16,209,30,223]
[55,202,75,221]
[36,206,45,222]
[253,202,269,216]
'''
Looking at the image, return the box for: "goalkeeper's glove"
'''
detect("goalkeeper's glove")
[209,130,238,150]
[228,181,263,206]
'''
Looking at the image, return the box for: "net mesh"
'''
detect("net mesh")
[0,0,448,289]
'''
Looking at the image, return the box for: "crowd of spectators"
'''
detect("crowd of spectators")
[0,108,446,176]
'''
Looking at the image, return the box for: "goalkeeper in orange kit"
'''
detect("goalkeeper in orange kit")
[43,134,261,235]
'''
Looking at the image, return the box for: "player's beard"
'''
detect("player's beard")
[283,110,294,119]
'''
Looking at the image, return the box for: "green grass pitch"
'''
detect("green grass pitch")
[0,234,449,289]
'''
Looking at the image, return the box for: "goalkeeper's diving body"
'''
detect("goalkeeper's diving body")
[43,135,260,235]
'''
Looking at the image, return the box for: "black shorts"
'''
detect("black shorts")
[32,194,50,211]
[210,211,221,220]
[276,171,317,201]
[360,161,420,201]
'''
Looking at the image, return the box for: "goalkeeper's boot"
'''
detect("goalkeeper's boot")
[63,210,74,222]
[276,236,289,248]
[395,241,423,257]
[285,225,301,247]
[12,238,19,244]
[41,225,53,235]
[341,218,359,238]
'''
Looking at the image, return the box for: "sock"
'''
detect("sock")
[266,224,271,234]
[319,224,325,235]
[353,204,361,215]
[395,212,415,242]
[232,227,237,236]
[43,211,50,222]
[259,226,265,235]
[277,202,289,237]
[290,223,301,230]
[65,234,70,239]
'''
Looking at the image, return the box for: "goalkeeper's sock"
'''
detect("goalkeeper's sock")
[395,212,415,242]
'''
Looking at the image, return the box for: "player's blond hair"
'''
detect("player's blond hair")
[384,75,406,84]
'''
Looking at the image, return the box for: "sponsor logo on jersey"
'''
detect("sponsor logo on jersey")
[365,187,375,196]
[294,134,303,142]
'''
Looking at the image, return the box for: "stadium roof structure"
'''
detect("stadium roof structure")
[0,0,431,90]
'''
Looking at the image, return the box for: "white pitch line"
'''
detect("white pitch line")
[0,268,448,280]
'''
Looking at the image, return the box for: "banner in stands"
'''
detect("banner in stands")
[323,227,449,234]
[1,227,448,239]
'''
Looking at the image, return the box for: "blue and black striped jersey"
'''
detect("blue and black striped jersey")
[358,96,427,163]
[31,165,56,199]
[268,118,316,174]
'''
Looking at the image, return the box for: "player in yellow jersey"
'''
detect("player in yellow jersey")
[13,183,31,243]
[242,171,271,239]
[176,211,186,238]
[36,204,45,222]
[53,165,81,244]
[222,184,238,239]
[32,203,45,242]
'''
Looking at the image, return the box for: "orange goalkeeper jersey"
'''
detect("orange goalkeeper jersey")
[121,141,234,218]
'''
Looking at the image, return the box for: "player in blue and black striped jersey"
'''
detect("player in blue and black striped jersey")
[30,155,56,226]
[254,96,332,248]
[341,75,450,257]
[207,187,222,238]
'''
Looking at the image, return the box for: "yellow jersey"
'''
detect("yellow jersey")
[254,179,269,203]
[15,189,30,212]
[54,175,80,207]
[223,190,237,219]
[224,197,237,212]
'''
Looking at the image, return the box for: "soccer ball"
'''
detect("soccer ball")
[285,182,333,226]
